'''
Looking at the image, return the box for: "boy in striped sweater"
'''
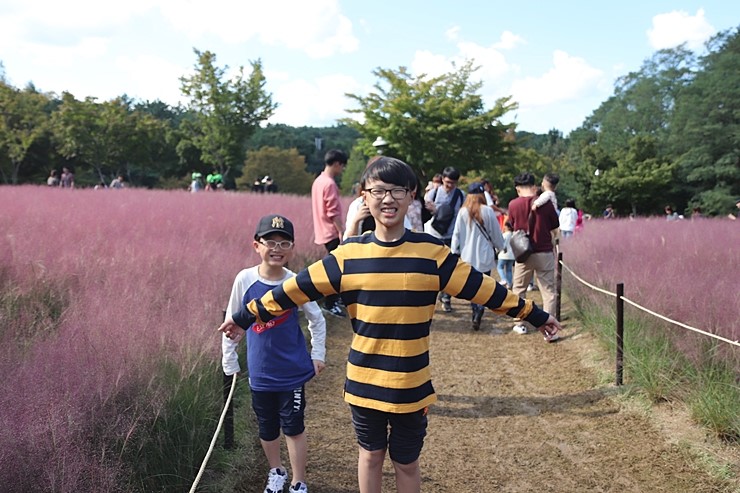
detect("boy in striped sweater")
[219,157,560,493]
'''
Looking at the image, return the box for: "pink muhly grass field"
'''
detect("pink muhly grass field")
[0,185,329,491]
[560,217,739,362]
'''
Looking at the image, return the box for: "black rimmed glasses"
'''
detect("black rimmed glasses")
[363,187,410,200]
[259,239,294,250]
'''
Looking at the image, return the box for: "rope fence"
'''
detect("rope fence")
[557,252,739,385]
[188,373,238,493]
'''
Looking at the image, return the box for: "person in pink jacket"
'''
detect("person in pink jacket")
[311,149,348,318]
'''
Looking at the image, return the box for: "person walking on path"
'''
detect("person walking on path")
[219,157,560,493]
[222,214,326,493]
[451,182,504,330]
[507,172,560,340]
[311,149,348,318]
[558,199,578,239]
[423,166,464,313]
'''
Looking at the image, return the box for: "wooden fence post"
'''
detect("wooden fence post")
[616,283,624,386]
[556,250,563,321]
[223,372,234,449]
[221,309,234,449]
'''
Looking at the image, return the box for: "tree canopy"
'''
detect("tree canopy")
[343,61,517,179]
[179,49,277,180]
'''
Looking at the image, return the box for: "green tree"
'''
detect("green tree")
[582,47,696,156]
[179,49,277,181]
[133,100,189,186]
[236,147,314,195]
[668,28,740,215]
[576,136,675,215]
[343,61,517,178]
[248,124,360,176]
[0,83,50,184]
[50,93,167,186]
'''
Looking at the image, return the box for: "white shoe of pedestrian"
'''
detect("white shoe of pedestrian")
[512,324,528,334]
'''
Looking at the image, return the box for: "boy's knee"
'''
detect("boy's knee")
[282,421,306,437]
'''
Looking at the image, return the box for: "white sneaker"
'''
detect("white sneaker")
[513,324,528,334]
[290,482,308,492]
[264,467,288,493]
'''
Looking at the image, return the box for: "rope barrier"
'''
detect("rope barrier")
[558,261,616,297]
[188,373,238,493]
[559,259,739,348]
[620,296,740,348]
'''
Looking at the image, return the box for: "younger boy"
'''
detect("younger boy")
[222,214,326,493]
[220,157,560,493]
[532,172,560,212]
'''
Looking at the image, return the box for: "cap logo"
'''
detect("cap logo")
[271,216,284,229]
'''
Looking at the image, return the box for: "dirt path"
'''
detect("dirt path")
[302,295,739,492]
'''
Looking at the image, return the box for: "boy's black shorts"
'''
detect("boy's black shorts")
[251,387,306,441]
[350,404,428,464]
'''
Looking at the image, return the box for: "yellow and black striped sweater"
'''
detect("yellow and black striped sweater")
[240,230,549,414]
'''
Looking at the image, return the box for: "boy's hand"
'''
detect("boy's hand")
[313,360,326,376]
[218,315,246,343]
[357,202,371,220]
[538,315,561,338]
[531,202,538,211]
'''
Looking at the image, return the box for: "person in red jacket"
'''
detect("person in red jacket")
[507,172,560,341]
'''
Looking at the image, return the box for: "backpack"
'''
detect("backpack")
[430,188,463,235]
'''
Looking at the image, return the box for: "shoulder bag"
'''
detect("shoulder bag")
[509,209,535,263]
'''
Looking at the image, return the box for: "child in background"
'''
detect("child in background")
[496,221,516,289]
[220,157,560,493]
[222,214,326,493]
[531,172,559,213]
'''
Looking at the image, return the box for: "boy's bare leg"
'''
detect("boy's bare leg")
[261,437,283,470]
[285,432,307,484]
[393,459,421,493]
[358,447,385,493]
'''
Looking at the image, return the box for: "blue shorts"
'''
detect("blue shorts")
[350,404,428,465]
[251,387,306,441]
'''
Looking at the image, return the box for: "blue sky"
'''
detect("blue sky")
[1,1,737,135]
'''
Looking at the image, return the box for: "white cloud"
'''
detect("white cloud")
[456,40,512,80]
[114,55,188,104]
[410,50,453,79]
[158,0,358,58]
[268,74,364,126]
[410,30,520,82]
[22,37,110,68]
[0,0,153,30]
[647,9,716,51]
[493,30,525,50]
[509,50,603,106]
